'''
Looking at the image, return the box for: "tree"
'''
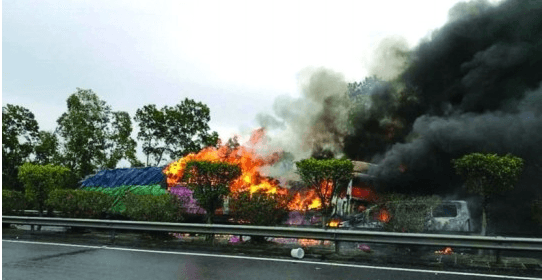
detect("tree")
[347,75,382,99]
[225,136,240,151]
[134,104,167,166]
[56,88,140,179]
[18,163,70,217]
[134,99,220,166]
[182,160,241,224]
[2,104,40,191]
[34,131,60,165]
[107,111,143,168]
[295,158,353,227]
[452,153,524,235]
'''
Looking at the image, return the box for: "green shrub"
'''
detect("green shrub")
[229,190,289,226]
[380,194,441,233]
[122,192,184,222]
[82,185,167,213]
[2,189,26,215]
[46,189,115,218]
[18,163,70,214]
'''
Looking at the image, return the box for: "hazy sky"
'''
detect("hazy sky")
[2,0,497,163]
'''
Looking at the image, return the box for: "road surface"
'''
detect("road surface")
[3,240,540,280]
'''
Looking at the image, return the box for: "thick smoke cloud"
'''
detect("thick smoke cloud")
[367,0,542,182]
[255,0,542,234]
[367,36,410,81]
[355,0,542,234]
[256,67,349,160]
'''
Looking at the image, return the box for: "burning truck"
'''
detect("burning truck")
[331,163,473,233]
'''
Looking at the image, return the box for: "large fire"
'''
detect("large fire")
[163,128,325,211]
[286,180,332,211]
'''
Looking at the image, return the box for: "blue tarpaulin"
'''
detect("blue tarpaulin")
[80,167,166,188]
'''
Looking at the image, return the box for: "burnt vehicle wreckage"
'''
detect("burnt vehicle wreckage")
[328,161,473,234]
[330,174,473,233]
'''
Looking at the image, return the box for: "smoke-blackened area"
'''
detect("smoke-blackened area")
[356,0,542,235]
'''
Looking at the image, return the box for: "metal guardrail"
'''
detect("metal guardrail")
[3,215,542,251]
[20,210,61,215]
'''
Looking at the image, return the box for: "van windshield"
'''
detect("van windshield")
[432,204,458,217]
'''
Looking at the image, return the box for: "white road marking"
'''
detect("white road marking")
[3,240,103,249]
[3,239,541,280]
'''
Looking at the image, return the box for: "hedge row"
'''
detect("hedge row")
[82,185,167,212]
[123,192,184,222]
[2,189,26,215]
[46,189,115,219]
[3,186,187,223]
[44,189,183,222]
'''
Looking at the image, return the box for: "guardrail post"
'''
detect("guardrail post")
[334,233,341,255]
[110,229,116,243]
[495,249,502,264]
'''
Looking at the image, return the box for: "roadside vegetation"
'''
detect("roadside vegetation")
[3,90,539,236]
[46,189,115,219]
[2,189,26,215]
[452,153,524,236]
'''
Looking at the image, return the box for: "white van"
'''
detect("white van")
[425,200,471,232]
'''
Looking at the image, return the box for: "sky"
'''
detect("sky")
[2,0,501,164]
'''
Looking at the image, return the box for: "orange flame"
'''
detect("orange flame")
[164,128,338,212]
[328,218,341,227]
[377,208,391,223]
[164,129,286,196]
[286,180,335,211]
[435,247,453,255]
[287,191,321,211]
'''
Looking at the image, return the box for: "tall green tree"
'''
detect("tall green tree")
[452,153,524,235]
[134,104,167,166]
[2,104,40,191]
[56,88,141,179]
[107,111,143,168]
[295,158,353,227]
[134,99,219,166]
[34,131,60,165]
[182,160,241,225]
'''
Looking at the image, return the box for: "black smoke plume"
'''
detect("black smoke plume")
[344,0,542,235]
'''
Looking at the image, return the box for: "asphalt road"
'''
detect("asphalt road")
[3,240,541,280]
